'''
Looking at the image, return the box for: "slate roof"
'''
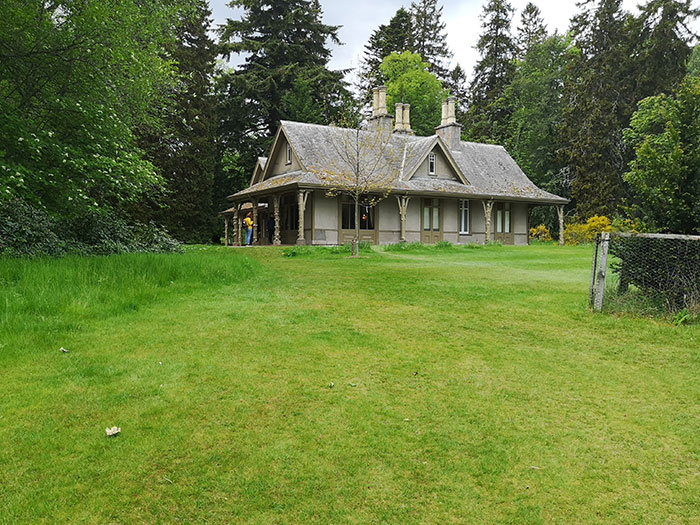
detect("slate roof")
[229,121,567,204]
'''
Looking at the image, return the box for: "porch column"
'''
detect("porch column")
[396,195,410,242]
[297,190,309,245]
[224,216,230,247]
[482,200,494,244]
[233,205,241,246]
[252,199,258,245]
[557,205,565,246]
[273,194,281,246]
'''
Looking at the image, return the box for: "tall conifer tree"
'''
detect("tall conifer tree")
[358,8,413,99]
[635,0,699,98]
[410,0,453,82]
[517,2,547,57]
[463,0,518,143]
[217,0,348,197]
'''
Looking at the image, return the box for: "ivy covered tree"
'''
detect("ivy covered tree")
[559,0,637,218]
[463,0,518,143]
[624,77,700,233]
[516,2,547,57]
[359,8,414,99]
[380,52,445,137]
[410,0,453,82]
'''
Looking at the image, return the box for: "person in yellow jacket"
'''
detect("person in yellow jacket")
[243,212,253,245]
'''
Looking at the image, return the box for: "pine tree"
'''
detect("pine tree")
[445,64,468,121]
[560,0,637,218]
[217,0,349,203]
[358,8,413,99]
[219,0,347,137]
[410,0,453,82]
[635,0,699,98]
[139,0,217,242]
[463,0,518,143]
[516,2,547,57]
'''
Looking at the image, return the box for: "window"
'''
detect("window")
[428,152,436,176]
[341,200,374,230]
[285,143,292,165]
[459,200,470,234]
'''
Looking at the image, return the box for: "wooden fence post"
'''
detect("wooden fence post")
[593,232,610,311]
[589,235,599,306]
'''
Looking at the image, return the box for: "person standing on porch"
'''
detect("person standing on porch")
[243,212,253,246]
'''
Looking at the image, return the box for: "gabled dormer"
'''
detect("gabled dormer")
[260,126,303,182]
[249,157,268,186]
[404,136,469,185]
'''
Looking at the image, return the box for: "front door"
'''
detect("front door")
[421,198,442,244]
[494,202,514,244]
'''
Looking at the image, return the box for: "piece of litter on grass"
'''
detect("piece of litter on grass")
[105,426,121,437]
[404,418,410,422]
[328,382,334,389]
[159,361,162,365]
[529,466,543,470]
[349,383,357,387]
[60,347,69,353]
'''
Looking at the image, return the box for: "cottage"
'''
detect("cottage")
[223,86,568,246]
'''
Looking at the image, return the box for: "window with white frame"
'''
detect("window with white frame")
[459,199,470,234]
[285,143,292,165]
[428,152,436,176]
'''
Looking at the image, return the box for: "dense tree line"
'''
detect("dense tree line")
[2,0,699,257]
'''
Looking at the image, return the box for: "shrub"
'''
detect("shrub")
[0,199,181,257]
[529,224,552,242]
[564,215,612,245]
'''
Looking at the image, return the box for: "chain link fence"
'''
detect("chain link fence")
[590,232,700,313]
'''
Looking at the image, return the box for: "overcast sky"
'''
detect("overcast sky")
[209,0,700,84]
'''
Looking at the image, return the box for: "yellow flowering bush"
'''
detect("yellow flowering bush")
[564,215,612,245]
[529,224,552,242]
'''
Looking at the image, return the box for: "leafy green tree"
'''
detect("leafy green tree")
[380,52,446,137]
[505,34,573,233]
[359,8,414,98]
[410,0,453,82]
[516,2,547,57]
[462,0,518,143]
[624,77,700,233]
[0,0,184,220]
[140,0,218,243]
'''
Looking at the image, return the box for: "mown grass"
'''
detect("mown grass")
[1,244,699,523]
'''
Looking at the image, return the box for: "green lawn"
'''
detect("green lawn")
[1,244,699,523]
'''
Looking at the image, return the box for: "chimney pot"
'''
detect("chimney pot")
[402,104,412,133]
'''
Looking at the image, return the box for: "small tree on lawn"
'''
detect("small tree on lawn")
[312,124,405,256]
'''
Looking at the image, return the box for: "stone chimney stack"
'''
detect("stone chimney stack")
[435,96,462,150]
[393,103,415,135]
[368,86,393,133]
[394,103,404,132]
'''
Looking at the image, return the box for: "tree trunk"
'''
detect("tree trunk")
[354,197,360,257]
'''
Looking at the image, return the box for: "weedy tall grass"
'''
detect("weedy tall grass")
[0,248,257,356]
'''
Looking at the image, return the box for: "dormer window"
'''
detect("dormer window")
[428,152,436,176]
[285,143,292,165]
